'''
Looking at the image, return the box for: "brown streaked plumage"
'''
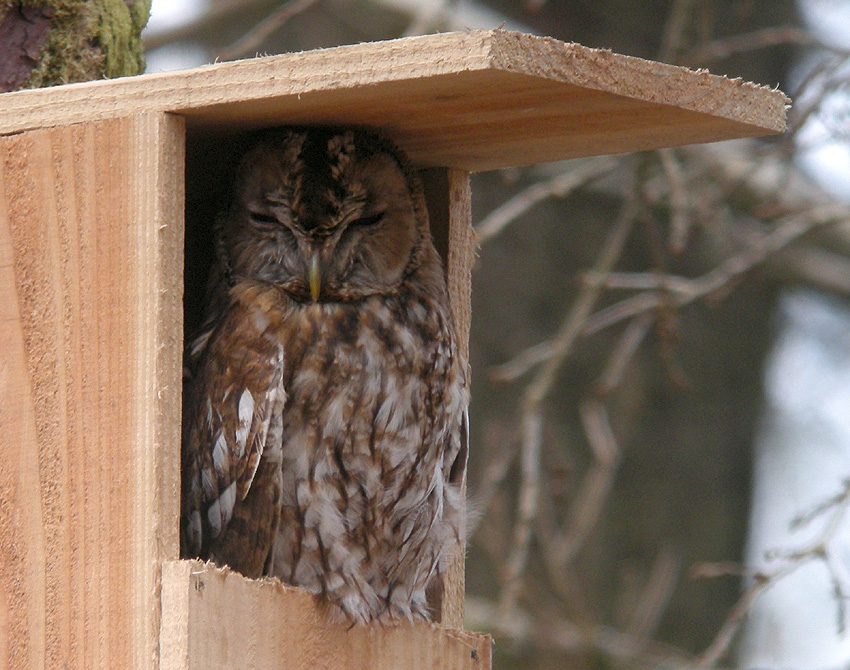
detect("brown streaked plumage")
[181,127,468,623]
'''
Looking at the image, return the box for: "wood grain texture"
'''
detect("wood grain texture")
[0,113,184,669]
[442,169,474,630]
[0,30,786,171]
[160,560,491,670]
[420,169,473,629]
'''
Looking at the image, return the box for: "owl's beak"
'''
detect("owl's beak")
[309,249,321,302]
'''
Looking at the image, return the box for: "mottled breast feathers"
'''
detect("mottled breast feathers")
[181,127,468,624]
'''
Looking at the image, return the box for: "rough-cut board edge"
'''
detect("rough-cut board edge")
[0,30,786,171]
[159,560,492,670]
[486,30,788,130]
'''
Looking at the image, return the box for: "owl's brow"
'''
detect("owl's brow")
[326,131,358,179]
[325,180,369,221]
[263,162,303,210]
[265,190,291,206]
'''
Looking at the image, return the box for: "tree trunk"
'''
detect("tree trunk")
[0,0,150,93]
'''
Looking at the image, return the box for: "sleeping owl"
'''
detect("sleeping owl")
[181,127,468,624]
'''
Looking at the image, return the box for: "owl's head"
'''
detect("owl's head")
[219,127,439,303]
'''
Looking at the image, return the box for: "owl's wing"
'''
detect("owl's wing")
[182,298,285,573]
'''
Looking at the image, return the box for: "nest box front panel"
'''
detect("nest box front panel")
[0,113,184,668]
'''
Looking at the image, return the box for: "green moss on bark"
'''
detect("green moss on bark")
[0,0,150,90]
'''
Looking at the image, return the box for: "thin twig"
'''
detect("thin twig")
[595,312,654,394]
[489,339,557,383]
[658,0,696,63]
[658,148,691,254]
[401,0,458,37]
[782,246,850,295]
[546,399,620,567]
[474,156,620,246]
[495,198,640,626]
[695,479,850,667]
[582,270,694,294]
[788,54,850,134]
[681,26,819,66]
[534,499,597,625]
[584,292,665,335]
[143,0,264,51]
[695,572,772,668]
[583,204,849,335]
[791,479,850,529]
[216,0,319,61]
[626,544,682,642]
[496,407,542,624]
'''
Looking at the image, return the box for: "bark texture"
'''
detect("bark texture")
[0,0,150,93]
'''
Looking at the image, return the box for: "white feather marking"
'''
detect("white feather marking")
[207,480,237,537]
[189,329,213,359]
[200,468,216,498]
[251,307,270,332]
[234,389,254,457]
[212,432,229,474]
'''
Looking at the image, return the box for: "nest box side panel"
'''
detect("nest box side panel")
[419,168,473,629]
[0,113,184,668]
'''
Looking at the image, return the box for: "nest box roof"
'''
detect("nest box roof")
[0,30,787,172]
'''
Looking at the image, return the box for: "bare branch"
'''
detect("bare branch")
[658,0,696,63]
[216,0,320,61]
[791,477,850,530]
[788,53,850,134]
[595,312,654,394]
[144,0,270,52]
[545,399,620,567]
[771,246,850,296]
[490,338,558,383]
[582,270,694,294]
[584,205,850,335]
[474,156,620,246]
[681,26,819,66]
[658,148,691,254]
[626,544,682,642]
[695,571,771,668]
[496,407,542,624]
[495,198,640,625]
[695,479,850,667]
[584,291,664,335]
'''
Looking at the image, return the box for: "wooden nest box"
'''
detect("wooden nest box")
[0,30,785,669]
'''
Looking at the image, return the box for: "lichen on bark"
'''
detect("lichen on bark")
[0,0,150,92]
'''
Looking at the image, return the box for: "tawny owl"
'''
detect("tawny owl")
[181,127,468,624]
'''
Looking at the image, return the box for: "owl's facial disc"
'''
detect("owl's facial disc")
[226,129,425,303]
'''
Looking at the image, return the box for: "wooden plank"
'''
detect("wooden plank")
[160,560,491,670]
[0,113,184,669]
[420,169,473,629]
[443,169,474,630]
[0,30,786,171]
